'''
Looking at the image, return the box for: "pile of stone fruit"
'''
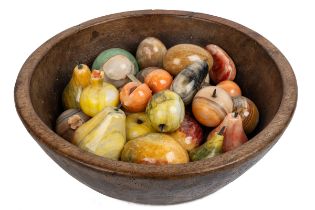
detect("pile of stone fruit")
[55,37,259,164]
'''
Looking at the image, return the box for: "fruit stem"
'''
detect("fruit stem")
[212,89,217,97]
[129,86,138,95]
[90,70,104,86]
[127,73,141,84]
[218,126,226,135]
[78,64,83,69]
[137,119,143,124]
[116,103,122,110]
[68,115,84,130]
[91,70,103,78]
[159,124,165,132]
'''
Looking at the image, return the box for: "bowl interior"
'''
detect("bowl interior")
[30,13,282,141]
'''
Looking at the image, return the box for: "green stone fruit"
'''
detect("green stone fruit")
[146,90,185,133]
[92,48,139,88]
[92,48,139,70]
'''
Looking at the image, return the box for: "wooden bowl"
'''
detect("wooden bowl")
[14,10,297,204]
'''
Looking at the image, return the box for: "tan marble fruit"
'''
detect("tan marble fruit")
[232,96,259,134]
[163,44,213,75]
[192,86,233,127]
[121,133,189,164]
[136,37,167,69]
[55,109,90,141]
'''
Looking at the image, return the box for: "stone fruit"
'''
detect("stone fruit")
[62,64,91,109]
[163,44,213,75]
[92,48,139,88]
[55,109,90,141]
[136,67,159,82]
[189,126,225,161]
[126,113,155,141]
[233,96,259,134]
[192,86,233,127]
[79,70,119,117]
[170,113,203,151]
[208,112,248,152]
[171,60,208,104]
[72,107,126,160]
[136,37,167,69]
[121,133,189,164]
[120,82,152,113]
[144,69,173,93]
[217,80,242,97]
[146,90,185,132]
[206,44,236,84]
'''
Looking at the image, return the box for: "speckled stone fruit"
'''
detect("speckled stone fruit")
[206,44,236,84]
[136,37,167,69]
[163,44,213,75]
[146,90,185,132]
[170,113,203,151]
[171,60,208,104]
[121,133,189,164]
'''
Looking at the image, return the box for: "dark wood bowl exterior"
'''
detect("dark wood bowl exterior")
[14,10,297,204]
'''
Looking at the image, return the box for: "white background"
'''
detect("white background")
[1,0,314,209]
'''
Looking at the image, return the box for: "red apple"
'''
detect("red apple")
[170,113,203,151]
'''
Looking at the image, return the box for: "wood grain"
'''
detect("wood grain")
[14,10,297,204]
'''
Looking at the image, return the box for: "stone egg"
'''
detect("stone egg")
[163,44,213,76]
[136,37,167,69]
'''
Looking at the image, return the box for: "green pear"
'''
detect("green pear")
[146,90,185,132]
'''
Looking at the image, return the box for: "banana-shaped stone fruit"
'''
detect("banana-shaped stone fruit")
[72,106,126,160]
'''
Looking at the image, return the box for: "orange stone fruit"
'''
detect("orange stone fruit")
[192,86,233,127]
[120,82,152,113]
[144,69,173,93]
[217,80,242,97]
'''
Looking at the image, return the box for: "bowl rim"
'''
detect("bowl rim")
[14,10,297,178]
